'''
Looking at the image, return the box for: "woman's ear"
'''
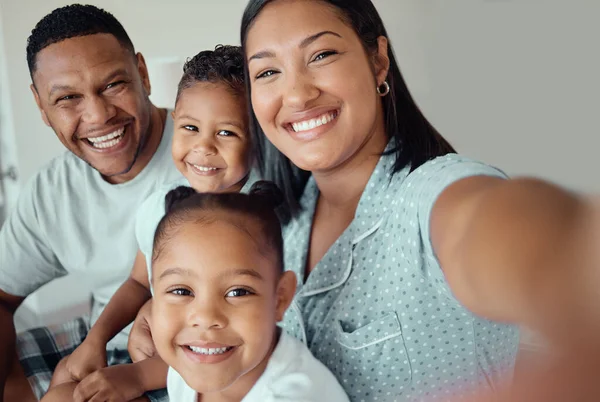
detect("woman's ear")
[373,36,390,87]
[275,271,297,322]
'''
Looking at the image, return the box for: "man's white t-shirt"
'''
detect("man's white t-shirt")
[0,113,181,349]
[167,331,349,402]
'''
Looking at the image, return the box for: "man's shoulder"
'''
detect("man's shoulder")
[29,151,90,189]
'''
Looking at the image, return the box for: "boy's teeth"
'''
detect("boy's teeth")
[193,164,218,172]
[291,111,337,133]
[188,346,231,355]
[88,127,125,148]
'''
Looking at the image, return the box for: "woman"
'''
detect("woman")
[239,0,600,400]
[129,0,600,400]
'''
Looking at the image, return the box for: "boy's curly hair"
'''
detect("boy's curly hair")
[176,45,245,103]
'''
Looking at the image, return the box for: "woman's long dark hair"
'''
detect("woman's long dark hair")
[241,0,455,214]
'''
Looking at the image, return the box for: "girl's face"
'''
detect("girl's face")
[171,82,251,193]
[246,0,389,174]
[151,215,296,397]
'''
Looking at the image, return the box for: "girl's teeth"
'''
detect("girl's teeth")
[193,165,218,172]
[291,112,337,133]
[188,346,231,355]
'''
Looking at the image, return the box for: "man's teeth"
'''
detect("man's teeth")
[88,127,125,149]
[193,164,218,172]
[291,111,337,133]
[188,346,231,355]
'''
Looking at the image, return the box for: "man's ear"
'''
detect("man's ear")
[275,271,297,322]
[31,84,51,127]
[136,52,151,96]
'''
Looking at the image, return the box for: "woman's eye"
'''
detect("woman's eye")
[256,70,277,79]
[169,288,192,296]
[313,50,338,62]
[226,288,252,297]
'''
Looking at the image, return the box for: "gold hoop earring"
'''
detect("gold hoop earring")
[377,81,390,96]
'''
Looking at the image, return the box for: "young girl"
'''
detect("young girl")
[150,182,348,401]
[42,45,256,401]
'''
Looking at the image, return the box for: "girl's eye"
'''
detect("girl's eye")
[217,130,235,137]
[256,70,277,80]
[183,125,198,132]
[226,288,252,298]
[313,50,338,62]
[169,288,192,296]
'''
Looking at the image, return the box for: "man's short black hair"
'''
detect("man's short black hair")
[26,4,135,77]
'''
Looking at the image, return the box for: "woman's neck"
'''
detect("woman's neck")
[313,128,388,214]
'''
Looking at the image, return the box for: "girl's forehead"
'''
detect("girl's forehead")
[165,215,275,262]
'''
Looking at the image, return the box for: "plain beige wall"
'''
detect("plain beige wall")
[1,0,599,325]
[3,0,599,191]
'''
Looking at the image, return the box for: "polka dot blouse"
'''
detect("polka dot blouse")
[279,143,520,402]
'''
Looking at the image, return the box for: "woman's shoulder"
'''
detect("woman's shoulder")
[406,153,507,186]
[385,153,507,211]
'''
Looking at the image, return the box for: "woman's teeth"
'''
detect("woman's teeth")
[291,111,337,133]
[187,346,232,355]
[87,127,125,149]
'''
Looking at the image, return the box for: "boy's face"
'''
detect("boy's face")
[151,215,296,396]
[171,82,251,193]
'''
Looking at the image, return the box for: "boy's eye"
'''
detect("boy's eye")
[226,288,253,298]
[169,288,193,297]
[217,130,235,137]
[312,50,338,62]
[183,125,198,132]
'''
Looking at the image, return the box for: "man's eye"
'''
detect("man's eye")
[57,95,77,102]
[106,81,125,90]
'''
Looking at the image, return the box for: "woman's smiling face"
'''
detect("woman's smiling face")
[245,0,390,174]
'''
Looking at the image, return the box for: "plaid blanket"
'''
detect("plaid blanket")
[16,315,168,401]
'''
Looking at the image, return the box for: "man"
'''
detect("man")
[0,5,181,401]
